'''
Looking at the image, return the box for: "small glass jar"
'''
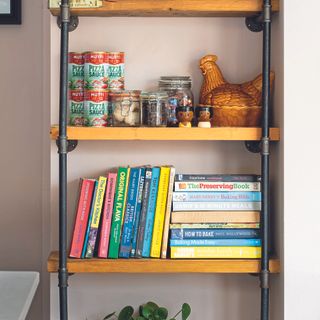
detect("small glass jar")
[141,92,168,127]
[158,76,194,127]
[108,90,141,127]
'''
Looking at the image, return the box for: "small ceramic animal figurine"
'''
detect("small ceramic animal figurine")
[176,106,194,128]
[195,105,213,128]
[199,54,275,106]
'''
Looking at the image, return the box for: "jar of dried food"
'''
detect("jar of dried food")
[158,76,194,127]
[141,92,168,127]
[109,90,141,127]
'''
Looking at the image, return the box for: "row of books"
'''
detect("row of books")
[169,174,261,259]
[69,166,175,259]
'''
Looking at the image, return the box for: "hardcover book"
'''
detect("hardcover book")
[170,246,262,259]
[174,181,260,192]
[175,174,261,182]
[81,180,98,258]
[141,167,160,257]
[171,211,260,224]
[98,172,117,258]
[108,167,130,259]
[160,167,176,259]
[172,191,261,202]
[170,223,260,229]
[85,176,107,258]
[119,168,142,258]
[69,179,96,258]
[170,228,260,240]
[150,166,171,258]
[136,167,152,258]
[170,239,261,247]
[172,201,261,211]
[130,167,146,257]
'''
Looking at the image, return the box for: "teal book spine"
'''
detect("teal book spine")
[142,167,160,258]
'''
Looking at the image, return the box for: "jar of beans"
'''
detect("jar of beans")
[158,76,194,127]
[141,92,168,127]
[109,90,141,127]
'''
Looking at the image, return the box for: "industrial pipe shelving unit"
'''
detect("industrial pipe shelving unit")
[53,1,277,319]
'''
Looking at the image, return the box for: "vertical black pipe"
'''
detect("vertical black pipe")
[261,0,271,320]
[58,1,70,320]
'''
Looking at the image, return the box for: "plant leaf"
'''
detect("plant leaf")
[154,308,168,320]
[146,302,159,312]
[103,312,116,320]
[135,317,146,320]
[182,304,191,320]
[119,306,134,320]
[142,305,154,319]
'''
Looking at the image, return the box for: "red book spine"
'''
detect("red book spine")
[98,172,117,258]
[69,179,95,258]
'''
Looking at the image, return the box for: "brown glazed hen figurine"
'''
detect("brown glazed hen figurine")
[199,55,275,107]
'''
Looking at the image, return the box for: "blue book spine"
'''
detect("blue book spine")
[142,167,160,257]
[135,168,152,258]
[170,228,260,240]
[119,168,141,258]
[170,239,261,247]
[172,191,261,202]
[130,168,145,257]
[81,180,98,258]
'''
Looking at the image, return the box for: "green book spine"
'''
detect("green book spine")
[108,167,130,258]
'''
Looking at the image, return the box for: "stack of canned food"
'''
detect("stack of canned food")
[68,51,194,127]
[68,51,125,127]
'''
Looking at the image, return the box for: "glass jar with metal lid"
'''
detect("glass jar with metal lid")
[158,76,194,127]
[109,90,141,127]
[141,92,168,127]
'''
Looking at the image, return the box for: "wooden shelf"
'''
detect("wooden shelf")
[50,126,280,141]
[47,251,280,274]
[49,0,279,17]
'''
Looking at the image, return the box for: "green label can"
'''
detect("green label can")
[68,52,84,90]
[84,52,108,90]
[69,90,85,126]
[84,90,108,127]
[108,52,124,91]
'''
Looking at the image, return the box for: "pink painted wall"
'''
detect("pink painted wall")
[0,0,50,318]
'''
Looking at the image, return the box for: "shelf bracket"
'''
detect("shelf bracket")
[57,15,79,32]
[56,138,78,153]
[245,141,261,153]
[245,4,271,32]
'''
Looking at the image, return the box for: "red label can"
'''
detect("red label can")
[108,52,125,91]
[84,90,109,127]
[69,89,85,126]
[69,52,84,65]
[84,51,108,64]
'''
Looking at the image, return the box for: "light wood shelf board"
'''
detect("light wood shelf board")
[50,0,279,17]
[47,251,280,273]
[50,126,280,141]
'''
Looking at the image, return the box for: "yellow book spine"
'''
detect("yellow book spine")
[90,176,107,228]
[170,246,261,259]
[150,167,171,258]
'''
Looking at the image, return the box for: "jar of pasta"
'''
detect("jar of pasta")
[109,90,141,127]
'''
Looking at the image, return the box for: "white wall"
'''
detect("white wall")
[49,16,283,320]
[283,1,320,319]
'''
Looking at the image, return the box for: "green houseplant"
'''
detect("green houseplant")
[102,301,191,320]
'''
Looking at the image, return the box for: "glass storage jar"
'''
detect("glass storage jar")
[158,76,194,127]
[141,92,168,127]
[108,90,141,126]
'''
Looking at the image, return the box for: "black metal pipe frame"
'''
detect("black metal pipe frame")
[260,0,271,319]
[58,0,70,319]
